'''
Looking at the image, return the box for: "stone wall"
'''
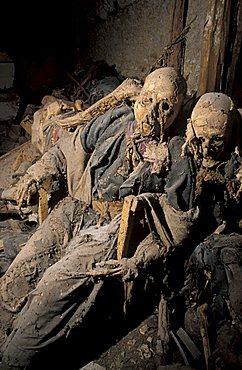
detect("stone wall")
[83,0,208,95]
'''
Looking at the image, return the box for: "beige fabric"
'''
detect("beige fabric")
[0,197,87,347]
[72,152,93,204]
[1,128,90,206]
[137,193,199,249]
[0,216,121,367]
[58,127,90,199]
[158,194,199,247]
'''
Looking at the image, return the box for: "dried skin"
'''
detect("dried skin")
[183,93,237,168]
[134,67,187,140]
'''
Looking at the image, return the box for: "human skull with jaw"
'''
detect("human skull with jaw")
[184,92,238,168]
[133,67,187,141]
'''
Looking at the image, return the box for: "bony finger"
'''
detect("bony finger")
[17,198,25,211]
[111,268,124,276]
[17,184,26,200]
[105,267,123,275]
[86,266,123,277]
[17,191,24,208]
[17,188,27,207]
[86,269,108,276]
[27,193,31,205]
[96,260,120,267]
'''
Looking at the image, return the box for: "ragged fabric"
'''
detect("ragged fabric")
[0,215,121,370]
[81,105,134,201]
[0,197,95,348]
[165,136,196,211]
[165,136,242,236]
[0,220,37,277]
[182,233,242,369]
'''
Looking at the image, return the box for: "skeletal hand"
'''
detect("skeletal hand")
[16,174,39,209]
[86,257,139,281]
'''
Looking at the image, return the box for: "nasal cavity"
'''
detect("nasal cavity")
[162,102,170,111]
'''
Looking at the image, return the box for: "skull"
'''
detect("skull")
[134,67,187,140]
[186,92,237,168]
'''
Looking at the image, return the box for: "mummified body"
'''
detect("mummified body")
[0,81,241,369]
[0,67,186,365]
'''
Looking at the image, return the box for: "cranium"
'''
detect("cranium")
[134,67,187,140]
[186,92,237,168]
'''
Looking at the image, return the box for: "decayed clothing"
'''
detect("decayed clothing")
[1,215,121,369]
[0,131,241,369]
[0,104,164,351]
[10,105,134,203]
[0,105,135,279]
[182,232,242,369]
[0,195,197,370]
[0,105,134,347]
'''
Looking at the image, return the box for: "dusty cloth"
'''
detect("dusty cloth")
[0,193,166,355]
[0,185,197,369]
[1,105,134,206]
[80,105,134,201]
[2,105,184,211]
[0,137,241,365]
[1,215,121,369]
[184,233,242,319]
[31,76,122,155]
[0,173,238,370]
[182,233,242,369]
[0,106,137,346]
[165,136,196,211]
[0,220,166,370]
[0,119,241,369]
[24,127,89,202]
[119,161,164,197]
[0,220,37,277]
[0,197,96,347]
[0,106,139,352]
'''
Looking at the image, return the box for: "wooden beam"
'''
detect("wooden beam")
[167,0,187,74]
[117,195,143,260]
[197,0,232,96]
[224,1,242,95]
[38,178,51,224]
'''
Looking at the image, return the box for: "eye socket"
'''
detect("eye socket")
[210,135,224,144]
[195,135,224,145]
[162,101,170,111]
